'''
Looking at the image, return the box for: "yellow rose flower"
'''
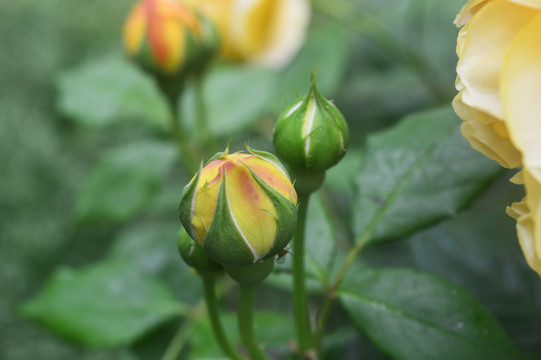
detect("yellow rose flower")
[178,146,298,266]
[182,0,310,68]
[454,0,541,276]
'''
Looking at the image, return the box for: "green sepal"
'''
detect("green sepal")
[178,229,223,278]
[244,165,298,259]
[224,257,275,285]
[273,97,310,171]
[204,171,256,266]
[307,83,349,171]
[245,145,292,181]
[178,164,202,243]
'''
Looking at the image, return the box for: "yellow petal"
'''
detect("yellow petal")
[501,13,541,168]
[507,197,541,276]
[509,0,541,10]
[192,159,227,243]
[160,17,185,72]
[247,0,310,67]
[453,93,522,168]
[457,0,538,120]
[456,22,470,58]
[124,3,147,56]
[225,159,277,260]
[509,170,524,185]
[454,0,492,27]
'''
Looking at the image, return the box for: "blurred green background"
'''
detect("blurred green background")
[1,0,540,359]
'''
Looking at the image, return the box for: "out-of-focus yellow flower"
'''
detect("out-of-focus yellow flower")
[123,0,217,75]
[178,146,298,266]
[182,0,310,68]
[453,0,541,276]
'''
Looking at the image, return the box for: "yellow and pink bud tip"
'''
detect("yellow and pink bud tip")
[123,0,218,76]
[178,145,298,266]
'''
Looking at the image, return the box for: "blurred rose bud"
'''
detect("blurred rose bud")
[178,146,298,266]
[178,229,223,277]
[273,75,349,176]
[453,0,541,276]
[182,0,310,68]
[123,0,218,77]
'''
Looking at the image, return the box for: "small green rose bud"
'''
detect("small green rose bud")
[273,75,349,174]
[178,229,223,277]
[178,146,298,266]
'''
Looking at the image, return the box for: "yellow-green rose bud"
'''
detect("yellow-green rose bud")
[273,76,349,176]
[178,229,223,277]
[123,0,218,77]
[178,146,298,266]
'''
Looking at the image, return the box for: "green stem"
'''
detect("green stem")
[238,284,270,360]
[313,232,369,352]
[203,277,245,360]
[293,192,312,354]
[193,75,217,157]
[168,99,199,173]
[161,279,235,360]
[313,292,333,353]
[161,299,205,360]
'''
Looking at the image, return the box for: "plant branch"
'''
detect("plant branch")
[203,276,245,360]
[293,192,312,354]
[237,284,270,360]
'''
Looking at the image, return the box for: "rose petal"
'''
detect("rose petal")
[454,0,492,27]
[507,198,541,276]
[453,92,522,168]
[457,0,538,120]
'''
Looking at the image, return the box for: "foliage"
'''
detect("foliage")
[2,0,540,360]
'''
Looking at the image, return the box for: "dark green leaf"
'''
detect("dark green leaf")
[339,269,520,360]
[57,54,169,129]
[19,260,182,348]
[352,106,501,245]
[75,141,177,223]
[409,174,541,358]
[108,223,180,274]
[108,222,203,305]
[325,148,362,196]
[181,65,277,137]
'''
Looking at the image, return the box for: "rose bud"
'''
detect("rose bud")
[273,75,349,192]
[178,146,298,266]
[123,0,218,77]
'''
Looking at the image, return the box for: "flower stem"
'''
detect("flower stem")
[313,232,369,353]
[193,74,217,157]
[293,192,312,354]
[237,284,270,360]
[203,277,245,360]
[161,278,235,360]
[168,98,199,174]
